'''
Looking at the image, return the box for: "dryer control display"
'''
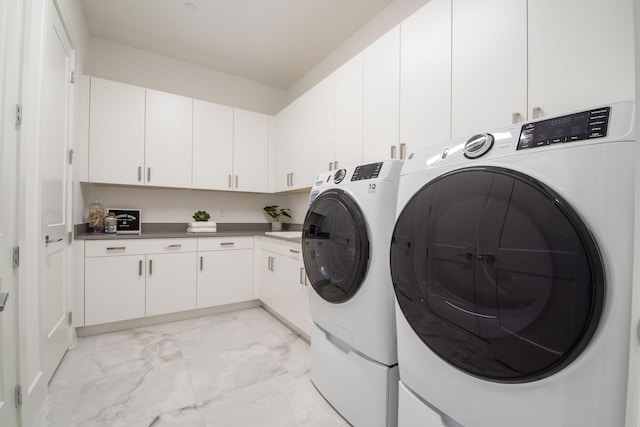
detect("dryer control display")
[351,162,383,181]
[517,107,610,150]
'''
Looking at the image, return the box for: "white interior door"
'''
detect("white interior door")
[0,0,20,423]
[39,2,73,384]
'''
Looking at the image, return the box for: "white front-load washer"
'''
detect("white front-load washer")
[390,102,635,427]
[302,160,403,427]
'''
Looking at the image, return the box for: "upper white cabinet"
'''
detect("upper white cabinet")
[334,53,364,169]
[399,0,452,157]
[233,108,270,193]
[273,91,315,191]
[88,78,145,185]
[362,26,400,163]
[145,89,193,188]
[528,0,634,119]
[312,73,337,176]
[451,0,527,139]
[192,100,234,190]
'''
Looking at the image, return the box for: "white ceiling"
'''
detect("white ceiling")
[80,0,394,90]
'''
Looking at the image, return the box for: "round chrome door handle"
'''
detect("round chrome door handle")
[463,133,494,159]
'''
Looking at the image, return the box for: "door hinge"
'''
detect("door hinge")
[69,70,75,84]
[68,149,74,165]
[15,104,22,126]
[15,385,22,408]
[12,247,19,268]
[68,311,73,326]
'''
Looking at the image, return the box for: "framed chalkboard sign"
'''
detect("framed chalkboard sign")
[108,209,141,235]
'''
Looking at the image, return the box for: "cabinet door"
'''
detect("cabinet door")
[146,252,197,316]
[528,0,634,118]
[197,249,254,308]
[88,78,145,185]
[192,100,234,190]
[400,0,452,157]
[233,109,269,192]
[313,74,337,176]
[451,0,527,139]
[289,91,315,190]
[85,255,146,325]
[292,261,311,336]
[335,53,364,168]
[258,250,278,308]
[363,26,400,163]
[145,89,193,188]
[273,106,293,192]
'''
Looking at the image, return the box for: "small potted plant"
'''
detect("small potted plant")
[263,205,291,231]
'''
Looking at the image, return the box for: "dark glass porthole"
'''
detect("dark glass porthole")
[390,166,604,383]
[303,189,369,303]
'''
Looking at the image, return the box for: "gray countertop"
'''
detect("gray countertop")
[75,222,302,244]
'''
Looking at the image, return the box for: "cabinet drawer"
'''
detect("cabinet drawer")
[197,236,254,251]
[85,238,197,257]
[260,237,302,260]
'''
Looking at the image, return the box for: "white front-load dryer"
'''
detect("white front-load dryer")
[302,160,403,427]
[390,102,635,427]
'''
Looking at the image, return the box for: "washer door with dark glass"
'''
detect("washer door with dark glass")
[303,189,369,304]
[390,167,604,383]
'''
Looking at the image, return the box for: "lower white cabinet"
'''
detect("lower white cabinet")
[85,254,146,325]
[146,252,197,317]
[259,238,311,336]
[84,239,198,326]
[197,237,254,308]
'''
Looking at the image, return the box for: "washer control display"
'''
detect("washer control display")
[517,107,610,150]
[351,162,383,181]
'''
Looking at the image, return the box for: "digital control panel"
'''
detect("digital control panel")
[351,162,383,181]
[517,107,610,150]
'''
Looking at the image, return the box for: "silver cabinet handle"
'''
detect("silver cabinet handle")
[228,174,232,188]
[532,107,541,120]
[220,242,234,247]
[235,175,238,188]
[138,166,142,182]
[200,256,203,271]
[286,173,291,187]
[334,161,338,169]
[512,112,521,124]
[165,244,181,249]
[391,145,397,159]
[147,167,151,182]
[299,267,305,285]
[329,162,333,171]
[138,259,143,276]
[290,173,294,187]
[149,259,153,275]
[289,249,300,254]
[400,143,406,160]
[0,293,9,312]
[45,236,63,245]
[106,246,126,251]
[267,256,271,271]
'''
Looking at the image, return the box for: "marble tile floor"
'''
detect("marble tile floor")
[35,307,349,427]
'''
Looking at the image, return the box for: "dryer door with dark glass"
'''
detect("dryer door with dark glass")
[390,167,605,383]
[303,189,369,304]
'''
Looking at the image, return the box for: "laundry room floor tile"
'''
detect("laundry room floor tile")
[34,307,348,427]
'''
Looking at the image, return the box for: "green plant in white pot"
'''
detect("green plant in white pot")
[263,205,291,231]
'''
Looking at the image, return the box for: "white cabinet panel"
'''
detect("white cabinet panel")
[400,0,452,157]
[88,78,145,185]
[528,0,634,118]
[363,26,400,163]
[233,109,269,193]
[335,53,364,168]
[85,255,146,326]
[146,252,197,317]
[197,249,253,308]
[192,100,234,190]
[289,92,315,189]
[145,89,193,188]
[313,74,337,175]
[451,0,527,139]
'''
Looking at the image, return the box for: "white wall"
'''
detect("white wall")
[285,0,429,103]
[80,184,310,225]
[87,37,288,115]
